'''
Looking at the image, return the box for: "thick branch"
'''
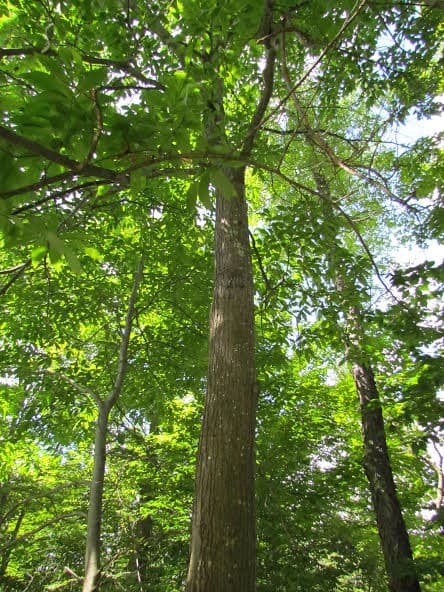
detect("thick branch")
[0,125,116,180]
[242,0,276,156]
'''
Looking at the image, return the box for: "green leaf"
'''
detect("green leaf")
[186,180,198,213]
[46,231,82,272]
[58,46,84,70]
[130,171,147,195]
[22,71,71,97]
[198,170,212,208]
[84,246,103,261]
[77,67,109,91]
[209,167,236,198]
[63,246,82,274]
[31,245,48,264]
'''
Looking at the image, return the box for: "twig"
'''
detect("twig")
[281,48,416,211]
[0,172,75,200]
[249,229,272,292]
[0,260,31,296]
[334,202,403,302]
[85,90,104,164]
[45,369,102,406]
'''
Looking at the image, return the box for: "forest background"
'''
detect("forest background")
[0,1,443,591]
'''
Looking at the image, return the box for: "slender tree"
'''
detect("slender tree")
[319,177,421,592]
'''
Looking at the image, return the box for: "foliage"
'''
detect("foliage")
[0,0,442,590]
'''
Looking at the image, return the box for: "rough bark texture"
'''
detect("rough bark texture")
[313,171,421,592]
[352,362,421,592]
[186,167,257,592]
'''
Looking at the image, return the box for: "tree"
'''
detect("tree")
[0,1,443,590]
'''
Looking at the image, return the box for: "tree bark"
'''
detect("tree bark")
[311,169,421,592]
[83,402,110,592]
[82,257,144,592]
[186,5,275,587]
[186,167,257,592]
[352,361,421,592]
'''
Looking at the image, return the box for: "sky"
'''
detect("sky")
[391,108,443,266]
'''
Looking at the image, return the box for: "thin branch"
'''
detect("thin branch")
[249,229,272,292]
[0,46,164,89]
[334,202,402,301]
[263,126,410,149]
[281,34,418,213]
[432,440,443,512]
[2,481,90,524]
[0,260,31,296]
[45,369,102,406]
[108,256,145,406]
[0,263,29,275]
[0,47,46,58]
[264,0,368,125]
[85,90,103,164]
[2,512,83,550]
[0,172,75,200]
[11,180,105,215]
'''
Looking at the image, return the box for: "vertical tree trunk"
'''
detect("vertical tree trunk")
[81,257,144,592]
[186,6,274,587]
[314,172,421,592]
[352,361,421,592]
[186,167,257,592]
[83,403,110,592]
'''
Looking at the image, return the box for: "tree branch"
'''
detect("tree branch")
[85,90,103,164]
[264,0,368,125]
[0,125,117,180]
[0,46,164,89]
[281,35,419,213]
[242,0,276,156]
[108,256,144,406]
[2,512,84,550]
[334,202,402,301]
[0,172,75,200]
[249,229,272,292]
[0,261,31,297]
[45,369,102,406]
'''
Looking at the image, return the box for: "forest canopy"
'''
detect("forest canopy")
[0,1,443,591]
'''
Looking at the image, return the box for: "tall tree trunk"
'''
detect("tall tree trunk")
[83,403,110,592]
[351,360,421,592]
[315,173,421,592]
[186,166,257,592]
[186,6,275,587]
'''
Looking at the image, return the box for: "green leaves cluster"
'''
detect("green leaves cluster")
[0,0,442,590]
